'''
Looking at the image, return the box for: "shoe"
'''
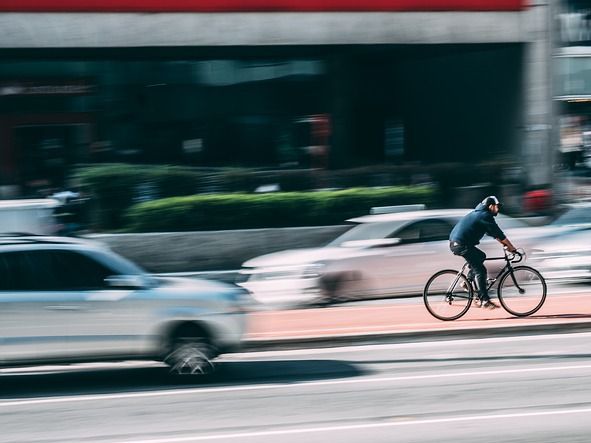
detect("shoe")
[480,299,499,310]
[460,281,470,292]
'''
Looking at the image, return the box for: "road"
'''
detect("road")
[2,330,591,443]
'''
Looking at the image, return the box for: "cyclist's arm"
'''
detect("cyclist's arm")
[497,237,517,253]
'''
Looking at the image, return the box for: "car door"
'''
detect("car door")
[45,249,150,359]
[362,219,460,296]
[0,250,75,363]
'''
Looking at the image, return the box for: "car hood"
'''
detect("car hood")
[242,247,378,268]
[504,225,584,241]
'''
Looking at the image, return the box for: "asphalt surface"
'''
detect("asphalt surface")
[3,331,591,442]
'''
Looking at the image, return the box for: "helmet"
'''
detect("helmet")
[482,195,501,208]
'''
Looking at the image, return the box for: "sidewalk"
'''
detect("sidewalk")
[243,292,591,350]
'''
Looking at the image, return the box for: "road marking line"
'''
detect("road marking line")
[2,363,591,408]
[111,406,591,442]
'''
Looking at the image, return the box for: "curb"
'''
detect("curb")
[241,320,591,352]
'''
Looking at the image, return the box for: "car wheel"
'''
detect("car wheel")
[319,271,358,306]
[164,325,216,376]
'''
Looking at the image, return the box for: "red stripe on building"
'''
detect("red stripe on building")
[0,0,528,12]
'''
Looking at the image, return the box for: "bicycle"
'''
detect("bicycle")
[423,248,547,321]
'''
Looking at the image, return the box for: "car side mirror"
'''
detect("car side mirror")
[105,275,146,289]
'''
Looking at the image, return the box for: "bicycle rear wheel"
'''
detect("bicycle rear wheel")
[423,270,473,321]
[497,265,547,317]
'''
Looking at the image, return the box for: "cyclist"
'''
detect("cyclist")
[449,195,517,310]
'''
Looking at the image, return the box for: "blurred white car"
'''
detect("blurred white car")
[547,202,591,227]
[238,209,547,307]
[529,227,591,281]
[0,234,251,374]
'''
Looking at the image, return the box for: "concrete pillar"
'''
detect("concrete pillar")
[522,0,555,189]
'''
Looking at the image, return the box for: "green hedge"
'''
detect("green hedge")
[123,186,436,232]
[73,161,517,230]
[74,164,209,229]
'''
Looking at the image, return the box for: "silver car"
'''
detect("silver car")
[0,235,250,374]
[238,209,546,307]
[528,227,591,281]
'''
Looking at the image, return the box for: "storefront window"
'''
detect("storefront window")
[0,57,328,193]
[556,56,591,98]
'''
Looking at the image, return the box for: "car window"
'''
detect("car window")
[0,250,114,291]
[394,223,420,242]
[328,221,405,247]
[418,220,453,241]
[0,251,61,291]
[0,252,25,290]
[394,220,452,243]
[51,250,114,290]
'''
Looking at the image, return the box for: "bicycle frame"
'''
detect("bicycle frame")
[453,250,524,296]
[425,248,546,321]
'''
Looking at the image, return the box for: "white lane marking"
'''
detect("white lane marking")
[2,363,591,408]
[232,331,591,358]
[112,406,591,442]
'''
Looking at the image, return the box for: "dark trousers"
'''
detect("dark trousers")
[449,242,489,300]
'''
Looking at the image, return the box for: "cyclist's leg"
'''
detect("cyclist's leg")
[449,242,473,293]
[462,247,488,301]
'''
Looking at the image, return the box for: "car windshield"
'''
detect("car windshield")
[327,221,406,247]
[92,249,147,276]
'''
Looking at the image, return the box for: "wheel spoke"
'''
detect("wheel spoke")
[424,270,472,321]
[498,266,546,317]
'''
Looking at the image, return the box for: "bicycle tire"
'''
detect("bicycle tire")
[423,269,473,321]
[497,265,547,317]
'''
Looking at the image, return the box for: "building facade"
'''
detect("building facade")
[555,0,591,170]
[0,0,553,197]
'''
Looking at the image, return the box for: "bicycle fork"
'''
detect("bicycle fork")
[507,269,526,294]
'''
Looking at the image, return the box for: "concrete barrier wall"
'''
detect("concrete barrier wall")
[87,214,548,274]
[88,225,351,273]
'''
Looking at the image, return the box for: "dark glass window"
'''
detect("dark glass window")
[396,220,452,243]
[417,220,453,242]
[51,250,113,290]
[0,250,114,291]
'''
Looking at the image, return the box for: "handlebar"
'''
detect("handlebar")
[504,247,525,263]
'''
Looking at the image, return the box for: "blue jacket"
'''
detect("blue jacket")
[449,203,506,246]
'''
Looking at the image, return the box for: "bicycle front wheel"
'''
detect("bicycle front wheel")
[424,270,473,321]
[498,266,547,317]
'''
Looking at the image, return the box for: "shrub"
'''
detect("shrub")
[123,186,436,232]
[74,164,209,229]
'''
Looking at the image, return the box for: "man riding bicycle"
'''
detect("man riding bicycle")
[449,196,517,310]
